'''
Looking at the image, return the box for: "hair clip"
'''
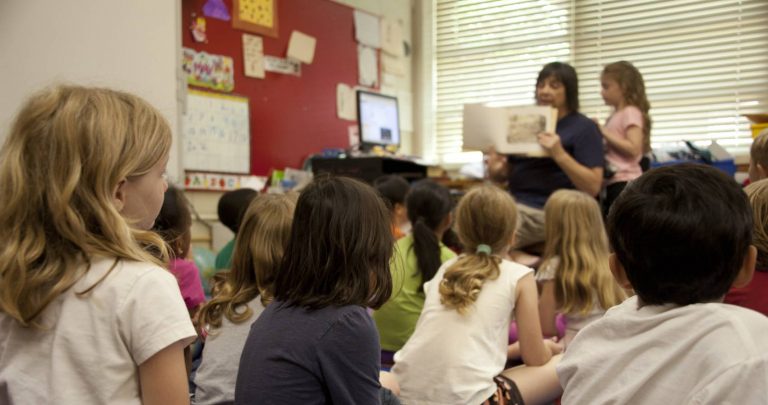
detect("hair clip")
[476,244,492,255]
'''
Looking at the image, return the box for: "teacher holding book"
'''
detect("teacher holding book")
[486,62,603,253]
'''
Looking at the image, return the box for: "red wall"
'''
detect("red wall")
[182,0,364,175]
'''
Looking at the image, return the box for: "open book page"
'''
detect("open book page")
[462,104,557,156]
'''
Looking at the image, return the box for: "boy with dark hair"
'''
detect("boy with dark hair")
[558,163,768,404]
[215,188,258,270]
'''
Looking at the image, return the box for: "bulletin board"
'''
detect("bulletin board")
[182,0,364,175]
[182,90,251,174]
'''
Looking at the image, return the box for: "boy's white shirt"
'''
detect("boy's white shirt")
[0,257,197,405]
[393,256,533,405]
[558,295,768,404]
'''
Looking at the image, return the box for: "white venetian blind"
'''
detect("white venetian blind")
[574,0,768,156]
[434,0,573,161]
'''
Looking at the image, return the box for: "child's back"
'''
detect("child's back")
[393,185,558,405]
[0,258,191,403]
[393,256,532,404]
[374,179,455,354]
[194,193,295,405]
[0,85,196,404]
[537,189,625,346]
[558,163,768,404]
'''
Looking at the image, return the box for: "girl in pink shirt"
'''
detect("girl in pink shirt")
[597,60,652,215]
[154,185,207,316]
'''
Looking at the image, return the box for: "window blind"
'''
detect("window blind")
[434,0,573,161]
[572,0,768,156]
[434,0,768,161]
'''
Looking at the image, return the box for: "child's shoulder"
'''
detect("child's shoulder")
[499,258,534,279]
[78,257,178,299]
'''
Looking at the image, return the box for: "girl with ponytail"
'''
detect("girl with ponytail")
[393,185,563,405]
[373,179,455,360]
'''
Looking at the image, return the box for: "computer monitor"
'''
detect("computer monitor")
[357,90,400,151]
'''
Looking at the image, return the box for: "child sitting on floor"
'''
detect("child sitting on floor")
[537,189,625,347]
[559,163,768,403]
[393,185,563,405]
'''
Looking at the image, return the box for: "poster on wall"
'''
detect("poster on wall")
[182,48,235,92]
[233,0,279,38]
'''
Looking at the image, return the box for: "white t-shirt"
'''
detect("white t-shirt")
[536,256,606,346]
[0,257,197,405]
[558,295,768,404]
[193,297,265,405]
[392,256,532,405]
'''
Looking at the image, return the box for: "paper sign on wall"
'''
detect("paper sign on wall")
[336,83,356,121]
[242,34,265,78]
[380,18,403,56]
[264,55,301,76]
[287,30,317,64]
[357,45,378,87]
[381,53,405,76]
[353,10,380,48]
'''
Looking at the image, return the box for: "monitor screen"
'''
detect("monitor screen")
[357,90,400,149]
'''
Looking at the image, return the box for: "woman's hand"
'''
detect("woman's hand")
[537,132,566,159]
[484,147,509,182]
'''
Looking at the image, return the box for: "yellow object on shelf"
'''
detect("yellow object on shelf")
[745,114,768,138]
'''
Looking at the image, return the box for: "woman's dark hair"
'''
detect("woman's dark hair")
[373,174,410,211]
[536,62,580,113]
[407,179,453,291]
[273,176,393,309]
[217,188,258,234]
[153,185,193,258]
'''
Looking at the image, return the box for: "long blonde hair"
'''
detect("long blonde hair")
[0,85,172,327]
[602,61,652,154]
[439,185,517,314]
[541,190,625,315]
[197,193,296,330]
[745,179,768,269]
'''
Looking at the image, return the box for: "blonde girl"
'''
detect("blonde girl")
[393,185,563,405]
[193,193,296,404]
[724,179,768,315]
[538,189,626,347]
[599,60,652,214]
[0,85,196,404]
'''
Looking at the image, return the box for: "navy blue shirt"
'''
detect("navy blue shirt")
[235,301,381,405]
[507,112,603,208]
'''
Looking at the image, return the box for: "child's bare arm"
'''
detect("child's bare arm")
[515,273,553,366]
[139,340,190,405]
[538,280,560,337]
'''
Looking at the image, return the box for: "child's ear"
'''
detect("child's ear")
[758,163,768,180]
[609,253,633,289]
[113,179,127,212]
[732,245,757,289]
[439,212,453,232]
[394,202,407,220]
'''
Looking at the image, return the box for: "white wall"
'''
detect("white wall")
[0,0,183,179]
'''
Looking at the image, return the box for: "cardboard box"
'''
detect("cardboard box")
[744,114,768,138]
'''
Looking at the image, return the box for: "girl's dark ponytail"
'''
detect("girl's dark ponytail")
[407,181,453,291]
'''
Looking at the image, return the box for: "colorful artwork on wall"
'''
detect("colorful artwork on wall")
[182,48,235,92]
